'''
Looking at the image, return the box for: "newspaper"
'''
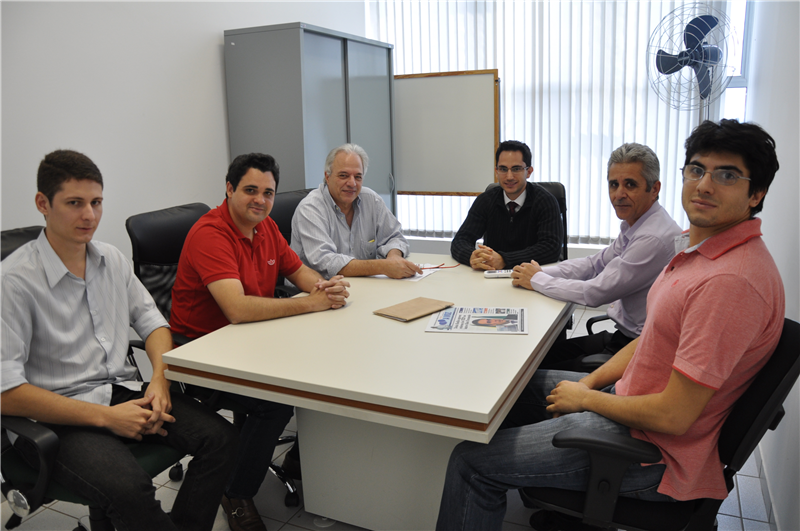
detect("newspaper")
[425,307,528,335]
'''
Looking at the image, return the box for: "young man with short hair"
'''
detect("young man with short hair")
[1,149,238,531]
[436,120,785,530]
[451,140,564,270]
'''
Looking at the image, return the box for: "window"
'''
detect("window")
[368,0,750,243]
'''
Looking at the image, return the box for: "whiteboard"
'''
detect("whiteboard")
[394,70,499,194]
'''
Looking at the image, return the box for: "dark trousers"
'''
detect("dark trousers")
[537,329,634,372]
[41,385,238,531]
[216,391,294,499]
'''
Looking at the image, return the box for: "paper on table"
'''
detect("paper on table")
[370,264,445,281]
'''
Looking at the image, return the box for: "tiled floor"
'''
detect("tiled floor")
[1,307,775,531]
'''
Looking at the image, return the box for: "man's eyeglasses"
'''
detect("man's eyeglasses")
[681,164,751,186]
[496,166,528,175]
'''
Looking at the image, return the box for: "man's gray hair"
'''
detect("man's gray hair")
[324,144,369,176]
[607,143,660,191]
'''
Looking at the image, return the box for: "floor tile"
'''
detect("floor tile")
[48,499,90,520]
[719,476,741,517]
[1,504,80,530]
[717,513,745,531]
[252,473,304,523]
[740,452,760,477]
[155,484,179,514]
[288,510,369,531]
[503,489,533,527]
[738,475,768,522]
[742,518,771,530]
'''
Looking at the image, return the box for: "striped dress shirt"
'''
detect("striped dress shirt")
[290,183,410,278]
[1,230,168,406]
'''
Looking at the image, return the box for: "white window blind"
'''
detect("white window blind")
[367,0,741,244]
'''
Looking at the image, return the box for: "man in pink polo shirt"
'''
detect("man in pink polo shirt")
[436,119,785,530]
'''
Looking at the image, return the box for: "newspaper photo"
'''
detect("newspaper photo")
[425,307,528,335]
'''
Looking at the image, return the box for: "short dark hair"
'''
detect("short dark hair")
[37,150,103,203]
[684,119,779,216]
[495,140,532,168]
[226,153,280,191]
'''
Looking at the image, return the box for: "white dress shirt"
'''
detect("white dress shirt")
[290,183,410,278]
[1,230,168,405]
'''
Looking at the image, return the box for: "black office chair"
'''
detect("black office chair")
[1,226,185,531]
[269,188,314,298]
[537,181,568,261]
[485,181,568,261]
[125,203,300,506]
[126,202,211,324]
[520,318,800,531]
[1,225,43,261]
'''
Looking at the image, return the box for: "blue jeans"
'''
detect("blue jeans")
[436,370,672,531]
[43,385,238,531]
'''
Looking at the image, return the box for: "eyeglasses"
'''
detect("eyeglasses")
[418,263,461,270]
[681,164,751,186]
[496,166,528,175]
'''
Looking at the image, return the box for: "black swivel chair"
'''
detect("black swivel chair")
[0,226,185,531]
[1,225,43,260]
[520,318,800,531]
[125,203,300,506]
[537,181,568,261]
[268,188,314,298]
[484,181,568,261]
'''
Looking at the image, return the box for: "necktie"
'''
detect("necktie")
[508,201,517,215]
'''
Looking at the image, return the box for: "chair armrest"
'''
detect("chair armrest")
[580,354,612,371]
[1,416,60,515]
[552,428,662,526]
[553,428,662,463]
[585,314,610,335]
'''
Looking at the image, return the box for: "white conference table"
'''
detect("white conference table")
[163,253,573,530]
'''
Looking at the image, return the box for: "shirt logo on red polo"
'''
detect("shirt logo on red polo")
[268,259,275,266]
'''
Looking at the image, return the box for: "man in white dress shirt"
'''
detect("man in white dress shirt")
[291,143,422,279]
[511,143,682,371]
[1,150,237,531]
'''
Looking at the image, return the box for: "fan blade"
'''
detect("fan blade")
[691,63,713,100]
[656,50,683,75]
[684,15,719,50]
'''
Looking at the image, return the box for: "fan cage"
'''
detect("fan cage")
[647,3,737,111]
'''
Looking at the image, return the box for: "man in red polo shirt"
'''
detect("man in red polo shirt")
[170,153,350,531]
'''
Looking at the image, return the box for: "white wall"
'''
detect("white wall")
[745,2,800,530]
[1,1,366,257]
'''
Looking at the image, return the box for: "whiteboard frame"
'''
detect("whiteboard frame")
[394,70,500,195]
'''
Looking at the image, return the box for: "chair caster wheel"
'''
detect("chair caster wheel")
[285,492,300,507]
[168,464,184,481]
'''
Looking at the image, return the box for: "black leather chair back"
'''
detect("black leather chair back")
[1,226,43,261]
[719,318,800,469]
[537,181,568,261]
[125,203,210,320]
[269,188,314,245]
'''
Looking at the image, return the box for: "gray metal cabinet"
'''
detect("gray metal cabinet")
[224,23,396,211]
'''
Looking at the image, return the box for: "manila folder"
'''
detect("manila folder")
[373,297,454,322]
